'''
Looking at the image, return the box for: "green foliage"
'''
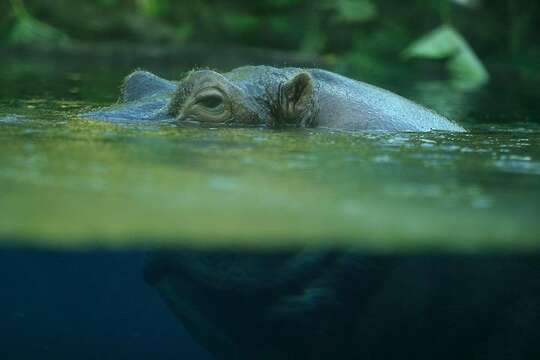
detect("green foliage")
[175,23,193,41]
[221,12,259,34]
[95,0,117,7]
[7,0,69,45]
[134,0,170,18]
[2,0,540,87]
[9,15,69,45]
[403,25,489,88]
[332,0,376,23]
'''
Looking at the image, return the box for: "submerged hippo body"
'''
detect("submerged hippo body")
[83,66,464,132]
[145,250,540,360]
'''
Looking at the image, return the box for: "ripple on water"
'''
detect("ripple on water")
[494,156,540,175]
[0,100,540,249]
[0,114,28,124]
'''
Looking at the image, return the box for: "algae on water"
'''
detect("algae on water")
[1,100,539,250]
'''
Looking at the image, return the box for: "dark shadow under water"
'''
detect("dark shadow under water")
[2,248,537,360]
[143,249,540,360]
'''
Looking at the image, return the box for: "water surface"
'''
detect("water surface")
[0,53,539,251]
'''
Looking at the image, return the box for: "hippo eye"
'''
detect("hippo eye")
[186,88,229,123]
[196,94,223,109]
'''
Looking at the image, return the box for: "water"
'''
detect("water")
[1,109,539,249]
[1,50,539,359]
[1,71,539,250]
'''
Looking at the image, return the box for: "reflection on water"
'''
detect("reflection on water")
[0,52,539,359]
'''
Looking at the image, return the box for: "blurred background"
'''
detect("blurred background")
[1,0,539,84]
[1,0,540,123]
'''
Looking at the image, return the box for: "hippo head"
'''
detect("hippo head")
[83,65,465,131]
[82,67,318,127]
[143,249,347,360]
[168,67,319,127]
[167,69,263,125]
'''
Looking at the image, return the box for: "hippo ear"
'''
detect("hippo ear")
[271,71,317,127]
[120,71,176,103]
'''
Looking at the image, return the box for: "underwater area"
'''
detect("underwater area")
[1,1,540,359]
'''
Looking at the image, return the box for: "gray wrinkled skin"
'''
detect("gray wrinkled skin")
[145,250,540,360]
[83,66,465,132]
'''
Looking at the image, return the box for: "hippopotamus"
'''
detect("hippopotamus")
[83,66,465,132]
[145,250,540,360]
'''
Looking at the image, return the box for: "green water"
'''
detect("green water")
[1,53,539,250]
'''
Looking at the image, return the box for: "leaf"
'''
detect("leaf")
[447,48,489,86]
[335,0,376,23]
[403,26,457,59]
[403,25,489,89]
[8,15,70,45]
